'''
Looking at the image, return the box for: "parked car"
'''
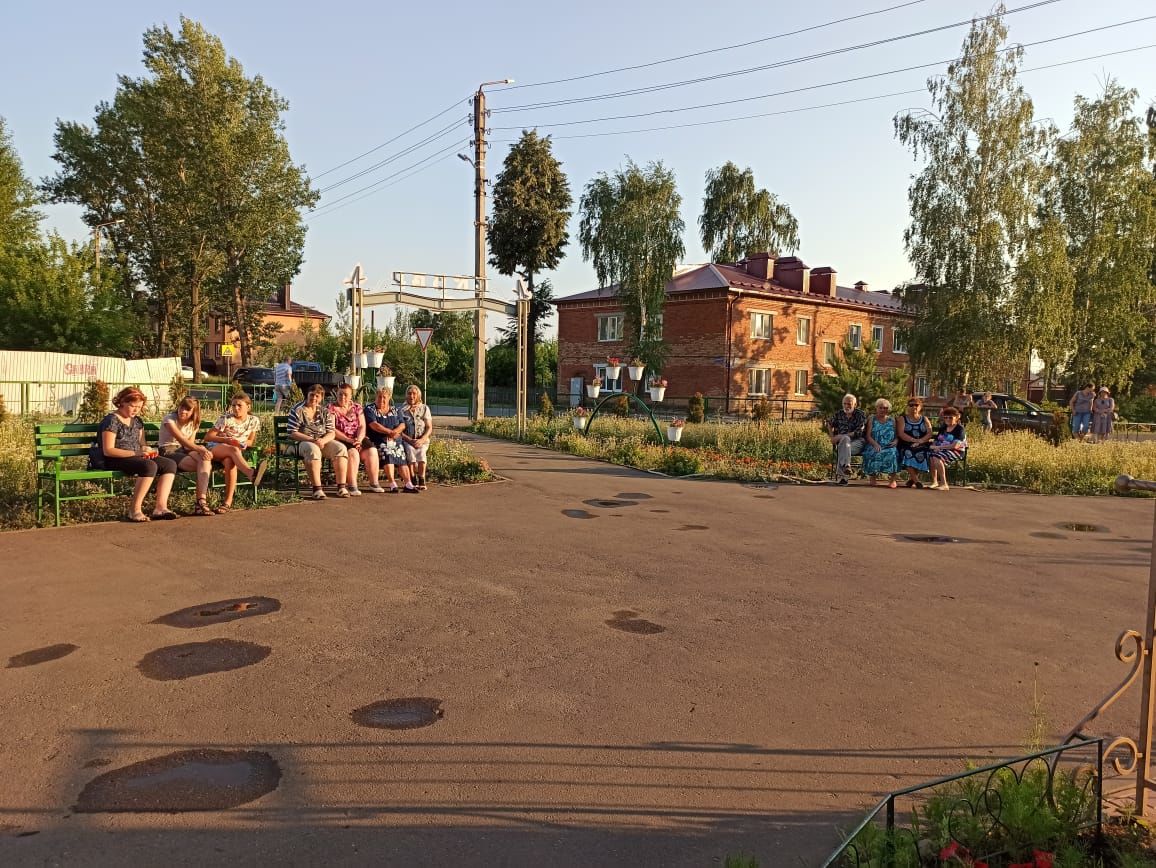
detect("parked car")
[180,366,195,380]
[291,361,321,375]
[231,366,275,386]
[970,392,1052,433]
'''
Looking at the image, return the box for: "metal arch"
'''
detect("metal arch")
[582,392,666,444]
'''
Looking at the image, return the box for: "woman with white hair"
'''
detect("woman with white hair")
[862,398,899,488]
[828,393,867,486]
[402,385,433,491]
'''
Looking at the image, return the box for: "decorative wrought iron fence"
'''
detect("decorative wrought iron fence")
[822,738,1102,868]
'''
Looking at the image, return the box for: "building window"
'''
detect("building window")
[794,369,809,396]
[749,368,769,396]
[872,325,884,350]
[593,364,622,393]
[751,311,773,340]
[597,314,623,342]
[823,341,837,367]
[796,316,811,345]
[643,313,663,340]
[915,375,930,398]
[892,328,908,354]
[848,323,862,350]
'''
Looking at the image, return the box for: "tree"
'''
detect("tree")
[699,161,799,262]
[499,277,557,387]
[578,159,685,373]
[1054,81,1156,391]
[410,309,473,383]
[810,341,910,417]
[894,5,1048,389]
[489,131,571,385]
[0,118,40,251]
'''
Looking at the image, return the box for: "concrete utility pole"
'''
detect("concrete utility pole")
[92,218,124,270]
[469,78,513,421]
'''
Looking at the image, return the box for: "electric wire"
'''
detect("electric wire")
[317,116,467,193]
[504,0,934,91]
[491,0,1065,114]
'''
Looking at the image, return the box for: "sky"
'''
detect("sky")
[2,0,1154,341]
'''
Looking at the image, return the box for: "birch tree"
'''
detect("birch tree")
[699,161,799,262]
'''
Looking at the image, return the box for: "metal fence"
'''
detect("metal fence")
[822,738,1103,867]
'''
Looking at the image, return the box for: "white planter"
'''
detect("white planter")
[586,385,601,399]
[605,365,621,380]
[356,352,369,370]
[367,351,384,369]
[666,425,684,443]
[628,365,645,381]
[377,375,395,391]
[649,386,666,402]
[345,374,362,391]
[572,416,588,431]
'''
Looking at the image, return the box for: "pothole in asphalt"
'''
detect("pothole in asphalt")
[615,492,653,500]
[754,495,776,500]
[583,499,638,508]
[893,534,963,544]
[562,509,597,519]
[606,610,666,635]
[1059,522,1106,533]
[677,525,709,531]
[650,509,671,513]
[74,749,281,813]
[351,698,444,730]
[1031,531,1068,539]
[152,597,281,628]
[6,643,79,668]
[137,639,271,681]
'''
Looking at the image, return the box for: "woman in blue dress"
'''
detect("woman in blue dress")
[862,398,899,487]
[897,397,933,488]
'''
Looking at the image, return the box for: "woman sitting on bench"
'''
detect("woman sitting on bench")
[87,386,178,523]
[204,393,268,513]
[158,396,216,517]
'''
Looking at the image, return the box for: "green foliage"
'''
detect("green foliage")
[687,392,705,424]
[658,447,702,476]
[537,390,554,419]
[410,309,473,384]
[699,161,799,262]
[77,380,109,422]
[579,159,684,372]
[1117,394,1156,423]
[168,373,188,411]
[426,438,495,484]
[0,117,41,251]
[811,340,909,417]
[722,857,759,868]
[609,394,630,417]
[0,392,7,427]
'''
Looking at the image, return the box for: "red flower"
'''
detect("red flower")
[940,842,964,861]
[1032,852,1054,868]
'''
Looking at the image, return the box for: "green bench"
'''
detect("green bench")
[34,421,260,527]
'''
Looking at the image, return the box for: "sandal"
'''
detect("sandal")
[193,499,214,517]
[127,512,150,523]
[905,479,915,488]
[214,503,233,514]
[914,481,925,489]
[251,459,269,488]
[150,510,179,521]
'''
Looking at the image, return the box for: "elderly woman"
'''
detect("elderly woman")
[897,397,933,488]
[364,388,417,493]
[88,386,179,522]
[828,393,867,486]
[1093,387,1116,443]
[402,385,434,491]
[862,398,899,488]
[286,384,350,500]
[329,383,365,496]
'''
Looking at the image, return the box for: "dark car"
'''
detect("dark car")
[971,392,1051,433]
[231,366,275,386]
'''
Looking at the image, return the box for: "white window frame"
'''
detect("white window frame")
[872,325,884,350]
[597,314,623,342]
[748,368,770,396]
[750,311,773,340]
[593,364,623,393]
[892,327,908,355]
[794,369,809,396]
[848,323,863,350]
[822,341,837,367]
[915,375,930,398]
[796,316,811,345]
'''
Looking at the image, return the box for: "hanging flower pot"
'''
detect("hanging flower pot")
[586,384,601,399]
[572,415,587,431]
[356,352,369,370]
[346,374,362,391]
[377,375,396,392]
[367,350,384,369]
[649,386,666,402]
[628,362,645,381]
[605,365,621,380]
[666,418,685,443]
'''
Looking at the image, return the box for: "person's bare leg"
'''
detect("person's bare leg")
[306,459,323,488]
[333,455,349,488]
[130,476,153,519]
[363,448,380,486]
[347,449,360,488]
[152,473,176,513]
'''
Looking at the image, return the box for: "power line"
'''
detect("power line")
[310,95,468,181]
[317,116,467,193]
[505,0,935,91]
[492,18,1156,133]
[491,0,1065,114]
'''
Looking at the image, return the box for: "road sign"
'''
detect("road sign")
[220,344,235,357]
[415,328,434,351]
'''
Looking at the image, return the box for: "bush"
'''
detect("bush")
[609,394,630,417]
[751,398,775,425]
[1118,394,1156,423]
[688,392,705,424]
[427,438,495,484]
[658,447,702,476]
[537,391,554,419]
[77,380,110,422]
[168,373,188,411]
[0,393,7,427]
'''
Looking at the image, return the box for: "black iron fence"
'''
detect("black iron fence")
[822,738,1103,867]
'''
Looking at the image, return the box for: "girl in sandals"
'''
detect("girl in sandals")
[204,393,268,513]
[158,396,216,516]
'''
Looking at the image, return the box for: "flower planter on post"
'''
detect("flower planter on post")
[356,352,368,370]
[605,365,621,380]
[586,385,601,399]
[650,386,666,402]
[572,415,587,431]
[627,364,645,381]
[346,374,362,391]
[377,375,395,392]
[367,351,384,369]
[666,418,685,444]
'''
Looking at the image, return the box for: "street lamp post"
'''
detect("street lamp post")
[92,219,124,270]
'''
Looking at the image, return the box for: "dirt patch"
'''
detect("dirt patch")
[6,643,79,668]
[74,749,281,813]
[351,698,444,730]
[137,639,271,681]
[152,597,281,628]
[606,610,666,635]
[562,509,597,519]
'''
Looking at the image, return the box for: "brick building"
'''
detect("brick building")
[554,253,916,413]
[201,284,329,370]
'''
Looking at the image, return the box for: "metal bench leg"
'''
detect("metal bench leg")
[54,478,62,527]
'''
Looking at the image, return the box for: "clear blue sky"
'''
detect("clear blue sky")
[2,0,1153,339]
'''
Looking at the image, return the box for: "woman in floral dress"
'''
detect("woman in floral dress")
[862,398,899,488]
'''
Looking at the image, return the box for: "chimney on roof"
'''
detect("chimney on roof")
[773,256,811,293]
[278,284,292,311]
[742,251,776,281]
[810,267,838,298]
[854,280,869,294]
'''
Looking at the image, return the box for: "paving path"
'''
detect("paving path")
[1,430,1152,866]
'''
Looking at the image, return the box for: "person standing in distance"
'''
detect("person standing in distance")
[274,355,294,414]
